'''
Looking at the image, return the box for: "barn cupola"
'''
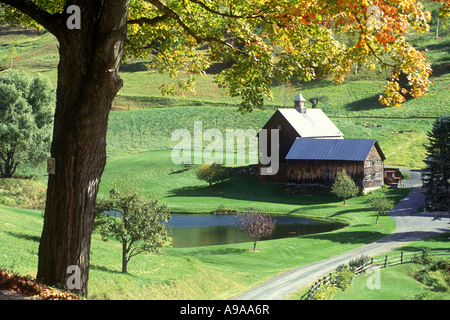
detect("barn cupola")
[293,92,306,113]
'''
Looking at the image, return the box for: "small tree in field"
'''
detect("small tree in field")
[96,181,171,273]
[196,162,227,186]
[367,195,395,225]
[0,71,54,178]
[331,170,360,205]
[236,211,276,251]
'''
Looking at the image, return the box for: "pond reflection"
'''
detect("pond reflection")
[167,214,346,248]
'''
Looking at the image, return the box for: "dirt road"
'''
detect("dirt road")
[235,185,450,300]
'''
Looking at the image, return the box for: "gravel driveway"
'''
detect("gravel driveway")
[235,175,450,300]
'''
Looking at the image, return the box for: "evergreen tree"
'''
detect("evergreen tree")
[423,115,450,212]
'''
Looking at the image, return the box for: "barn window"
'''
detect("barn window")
[277,123,282,130]
[329,172,335,179]
[366,161,372,167]
[374,172,382,180]
[376,160,382,166]
[365,174,372,181]
[306,172,312,179]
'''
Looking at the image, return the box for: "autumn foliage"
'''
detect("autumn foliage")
[0,0,448,297]
[0,269,79,300]
[124,0,450,110]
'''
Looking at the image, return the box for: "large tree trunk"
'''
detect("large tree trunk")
[37,1,130,296]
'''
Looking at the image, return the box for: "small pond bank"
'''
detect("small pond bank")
[167,213,347,248]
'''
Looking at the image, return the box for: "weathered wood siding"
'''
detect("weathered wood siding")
[259,162,287,183]
[286,160,365,187]
[258,110,299,183]
[362,145,384,189]
[286,145,384,190]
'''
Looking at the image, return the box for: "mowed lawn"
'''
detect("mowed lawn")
[0,21,448,299]
[0,183,408,299]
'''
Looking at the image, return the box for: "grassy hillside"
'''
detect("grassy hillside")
[0,186,410,299]
[105,106,435,168]
[1,20,448,175]
[1,19,448,120]
[0,7,448,300]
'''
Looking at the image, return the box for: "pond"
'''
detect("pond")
[167,214,346,248]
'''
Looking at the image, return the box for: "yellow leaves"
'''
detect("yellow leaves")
[122,0,443,110]
[0,269,79,300]
[379,80,405,107]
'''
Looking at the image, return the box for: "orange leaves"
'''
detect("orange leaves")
[0,269,79,300]
[125,0,446,110]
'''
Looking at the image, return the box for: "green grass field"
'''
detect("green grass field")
[0,185,406,299]
[0,12,449,300]
[104,106,436,170]
[333,234,450,300]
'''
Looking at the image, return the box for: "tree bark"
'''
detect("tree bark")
[36,1,130,296]
[122,240,128,274]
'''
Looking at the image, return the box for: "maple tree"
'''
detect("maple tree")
[0,0,447,295]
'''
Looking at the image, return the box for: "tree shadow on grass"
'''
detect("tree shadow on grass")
[430,60,450,77]
[186,247,249,257]
[167,178,340,207]
[90,264,150,279]
[329,207,373,218]
[90,264,124,275]
[170,168,190,175]
[345,94,389,112]
[6,231,40,243]
[302,230,389,246]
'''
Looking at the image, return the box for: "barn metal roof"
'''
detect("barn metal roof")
[285,138,385,161]
[276,108,344,138]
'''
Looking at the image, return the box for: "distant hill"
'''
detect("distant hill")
[0,13,448,171]
[0,18,448,118]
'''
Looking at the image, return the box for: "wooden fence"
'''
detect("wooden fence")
[305,249,450,300]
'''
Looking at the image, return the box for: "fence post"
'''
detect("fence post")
[384,255,388,267]
[401,252,403,264]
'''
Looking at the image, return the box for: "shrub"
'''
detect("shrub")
[334,265,354,291]
[412,258,450,293]
[313,283,337,300]
[429,259,450,273]
[348,255,370,271]
[196,162,227,186]
[412,249,433,265]
[335,264,349,272]
[211,205,239,215]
